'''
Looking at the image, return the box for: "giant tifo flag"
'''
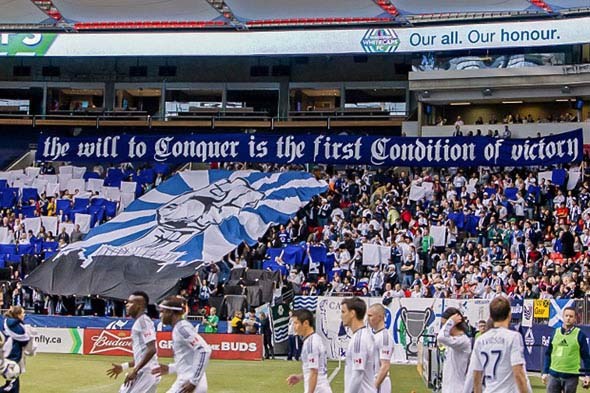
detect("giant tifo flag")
[25,170,327,301]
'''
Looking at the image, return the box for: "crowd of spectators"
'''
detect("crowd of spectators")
[202,157,590,309]
[4,154,590,321]
[0,161,172,315]
[436,111,580,127]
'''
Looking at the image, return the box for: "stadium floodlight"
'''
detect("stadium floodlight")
[449,102,471,106]
[501,100,523,104]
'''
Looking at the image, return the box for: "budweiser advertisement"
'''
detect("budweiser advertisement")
[84,329,133,356]
[84,329,263,361]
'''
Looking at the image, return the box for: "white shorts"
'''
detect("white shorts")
[166,376,208,393]
[119,370,160,393]
[377,376,391,393]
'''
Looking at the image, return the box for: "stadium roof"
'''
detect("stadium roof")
[0,0,589,30]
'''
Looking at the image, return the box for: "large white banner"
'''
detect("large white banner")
[2,16,590,56]
[32,327,84,354]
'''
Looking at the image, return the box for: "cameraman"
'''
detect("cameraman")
[437,307,471,393]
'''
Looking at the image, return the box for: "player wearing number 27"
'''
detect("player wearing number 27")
[471,297,532,393]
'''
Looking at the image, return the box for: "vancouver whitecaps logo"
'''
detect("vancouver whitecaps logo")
[361,29,400,53]
[59,171,326,271]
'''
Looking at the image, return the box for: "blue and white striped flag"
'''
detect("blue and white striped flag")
[293,295,319,311]
[25,170,327,300]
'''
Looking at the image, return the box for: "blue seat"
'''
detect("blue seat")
[0,179,7,189]
[21,187,38,202]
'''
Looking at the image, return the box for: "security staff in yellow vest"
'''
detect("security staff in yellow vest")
[542,307,590,393]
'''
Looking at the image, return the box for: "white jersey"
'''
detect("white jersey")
[373,328,393,393]
[436,319,472,393]
[301,333,332,393]
[131,314,158,369]
[169,320,212,390]
[470,327,531,393]
[345,327,377,393]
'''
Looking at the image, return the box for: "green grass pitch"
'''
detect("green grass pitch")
[18,353,547,393]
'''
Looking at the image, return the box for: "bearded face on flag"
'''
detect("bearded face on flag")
[25,170,327,301]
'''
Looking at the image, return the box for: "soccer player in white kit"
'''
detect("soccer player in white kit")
[341,297,377,393]
[153,297,212,393]
[437,307,472,393]
[367,304,393,393]
[286,309,333,393]
[106,291,160,393]
[471,297,531,393]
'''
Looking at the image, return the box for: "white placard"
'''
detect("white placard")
[72,166,87,179]
[45,183,60,197]
[24,217,42,236]
[102,186,121,202]
[58,174,73,191]
[25,167,41,178]
[120,181,137,194]
[41,216,58,235]
[537,171,552,184]
[66,179,86,194]
[568,168,581,190]
[74,213,92,233]
[362,243,391,266]
[430,225,447,247]
[409,185,425,202]
[86,178,104,192]
[59,222,75,236]
[0,227,12,244]
[32,179,48,195]
[120,192,135,209]
[59,165,73,175]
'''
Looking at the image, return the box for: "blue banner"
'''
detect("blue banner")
[36,129,583,167]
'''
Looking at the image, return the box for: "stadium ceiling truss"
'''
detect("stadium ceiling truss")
[0,0,587,31]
